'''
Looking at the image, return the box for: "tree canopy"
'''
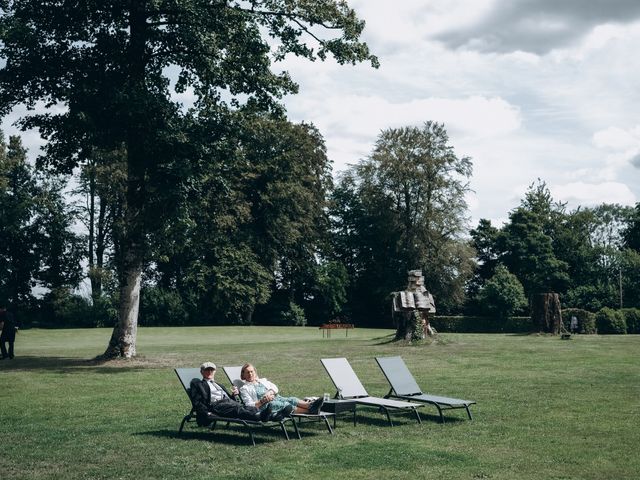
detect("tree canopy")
[1,0,377,357]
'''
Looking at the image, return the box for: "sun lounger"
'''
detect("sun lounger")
[375,356,475,423]
[320,357,423,426]
[222,365,335,434]
[174,368,300,445]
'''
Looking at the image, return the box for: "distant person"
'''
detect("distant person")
[239,363,324,419]
[189,361,272,426]
[570,316,578,334]
[0,307,18,360]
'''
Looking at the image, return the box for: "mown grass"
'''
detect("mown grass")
[0,326,639,480]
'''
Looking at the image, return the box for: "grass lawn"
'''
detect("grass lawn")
[1,326,639,480]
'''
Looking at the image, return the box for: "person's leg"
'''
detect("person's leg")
[0,338,7,358]
[8,339,14,358]
[211,399,263,421]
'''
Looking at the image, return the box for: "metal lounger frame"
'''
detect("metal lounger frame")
[375,356,475,423]
[175,368,300,446]
[320,357,423,426]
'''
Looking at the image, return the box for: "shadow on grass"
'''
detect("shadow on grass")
[136,428,295,446]
[371,335,397,345]
[0,355,147,374]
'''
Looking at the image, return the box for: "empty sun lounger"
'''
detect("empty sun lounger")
[222,365,335,434]
[320,357,423,426]
[375,356,476,423]
[174,368,300,445]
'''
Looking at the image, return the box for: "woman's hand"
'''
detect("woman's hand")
[261,390,275,403]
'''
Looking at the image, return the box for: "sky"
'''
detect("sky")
[276,0,640,226]
[3,0,640,228]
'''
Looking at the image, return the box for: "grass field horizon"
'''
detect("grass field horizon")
[1,326,638,479]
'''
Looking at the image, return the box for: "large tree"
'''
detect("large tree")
[331,122,474,324]
[0,1,377,357]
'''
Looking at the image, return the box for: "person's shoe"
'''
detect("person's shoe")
[259,404,273,422]
[309,396,324,414]
[271,404,294,422]
[279,404,294,419]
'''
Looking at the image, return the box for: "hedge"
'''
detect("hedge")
[562,308,596,334]
[621,308,640,334]
[430,316,532,333]
[595,307,627,334]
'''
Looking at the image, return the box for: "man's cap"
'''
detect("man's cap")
[200,361,216,370]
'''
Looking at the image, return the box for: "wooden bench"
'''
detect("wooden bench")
[319,323,355,338]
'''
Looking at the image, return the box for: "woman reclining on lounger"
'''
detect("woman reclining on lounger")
[239,363,324,420]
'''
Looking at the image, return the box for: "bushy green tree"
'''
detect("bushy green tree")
[477,265,527,319]
[0,134,40,310]
[1,0,376,357]
[331,122,475,325]
[0,133,83,320]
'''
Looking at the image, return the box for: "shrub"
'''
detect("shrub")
[620,308,640,334]
[595,307,627,334]
[430,316,532,333]
[477,265,527,319]
[561,308,596,334]
[276,301,307,326]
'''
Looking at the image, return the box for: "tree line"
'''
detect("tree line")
[2,2,640,359]
[4,122,640,331]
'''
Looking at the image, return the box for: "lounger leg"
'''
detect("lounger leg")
[382,407,393,426]
[436,405,445,424]
[465,405,473,420]
[248,429,256,446]
[414,408,422,424]
[179,414,191,433]
[290,419,302,439]
[280,421,291,440]
[322,416,334,434]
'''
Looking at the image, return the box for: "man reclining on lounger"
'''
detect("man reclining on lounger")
[190,361,273,425]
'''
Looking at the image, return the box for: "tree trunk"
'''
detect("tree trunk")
[102,264,141,358]
[395,311,426,341]
[100,0,148,359]
[531,293,562,334]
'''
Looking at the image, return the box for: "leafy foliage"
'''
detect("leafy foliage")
[331,122,475,324]
[476,265,527,319]
[595,307,627,334]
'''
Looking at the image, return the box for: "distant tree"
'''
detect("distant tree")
[0,133,83,319]
[331,122,474,325]
[145,115,336,326]
[33,176,84,297]
[0,134,40,310]
[477,265,527,319]
[467,218,501,307]
[623,203,640,251]
[75,150,125,304]
[1,1,376,357]
[499,208,570,297]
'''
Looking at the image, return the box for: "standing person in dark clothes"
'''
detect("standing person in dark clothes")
[0,307,18,359]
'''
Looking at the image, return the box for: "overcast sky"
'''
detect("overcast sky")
[278,0,640,226]
[3,0,640,228]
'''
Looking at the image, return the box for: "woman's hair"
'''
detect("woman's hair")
[240,363,255,380]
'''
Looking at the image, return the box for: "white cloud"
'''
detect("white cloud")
[593,126,640,151]
[552,181,636,208]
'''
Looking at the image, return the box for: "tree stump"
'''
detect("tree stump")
[531,293,562,333]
